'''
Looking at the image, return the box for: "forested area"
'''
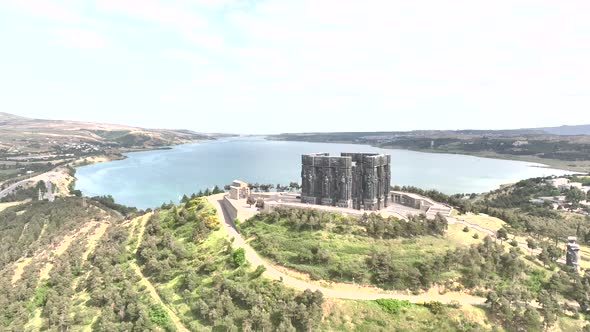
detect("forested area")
[3,184,590,330]
[238,206,590,331]
[0,198,104,269]
[137,197,325,331]
[397,176,590,244]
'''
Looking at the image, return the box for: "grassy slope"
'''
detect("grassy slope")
[3,196,587,331]
[137,198,497,331]
[323,300,491,332]
[239,213,484,285]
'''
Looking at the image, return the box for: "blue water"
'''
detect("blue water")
[75,137,574,209]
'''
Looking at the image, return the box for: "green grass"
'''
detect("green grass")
[558,316,588,332]
[239,216,481,286]
[321,300,490,332]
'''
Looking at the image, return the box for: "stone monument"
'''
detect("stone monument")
[300,152,391,211]
[566,236,580,271]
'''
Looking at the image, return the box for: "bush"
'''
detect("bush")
[424,301,446,315]
[251,265,267,279]
[375,299,412,314]
[448,300,461,309]
[463,226,470,232]
[231,248,246,267]
[148,304,171,327]
[472,233,479,239]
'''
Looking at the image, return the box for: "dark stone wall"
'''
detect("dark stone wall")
[301,152,390,210]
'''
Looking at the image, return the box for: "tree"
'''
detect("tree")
[231,248,246,267]
[526,239,538,256]
[255,199,265,209]
[537,290,560,330]
[522,307,542,332]
[566,188,586,204]
[212,185,223,194]
[546,245,563,263]
[496,228,509,244]
[246,196,256,208]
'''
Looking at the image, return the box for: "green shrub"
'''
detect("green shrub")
[424,301,446,315]
[231,247,246,267]
[251,265,266,279]
[375,299,412,314]
[148,304,171,327]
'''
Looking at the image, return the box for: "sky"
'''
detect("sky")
[0,0,589,134]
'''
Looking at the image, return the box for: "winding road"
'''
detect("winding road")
[206,194,486,305]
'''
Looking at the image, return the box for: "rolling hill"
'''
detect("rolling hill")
[0,112,216,153]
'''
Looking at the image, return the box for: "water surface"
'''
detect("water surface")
[76,137,573,209]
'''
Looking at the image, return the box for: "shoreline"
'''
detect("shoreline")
[266,137,588,173]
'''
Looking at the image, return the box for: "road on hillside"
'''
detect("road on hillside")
[206,194,486,305]
[0,165,65,199]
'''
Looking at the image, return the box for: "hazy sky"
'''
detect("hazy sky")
[0,1,588,134]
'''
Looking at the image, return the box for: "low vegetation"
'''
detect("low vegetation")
[238,206,590,331]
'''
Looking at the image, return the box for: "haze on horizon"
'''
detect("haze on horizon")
[0,0,589,134]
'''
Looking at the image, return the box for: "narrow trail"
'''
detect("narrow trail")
[131,262,189,332]
[206,194,486,305]
[128,212,188,331]
[133,212,153,254]
[81,222,110,262]
[38,220,101,280]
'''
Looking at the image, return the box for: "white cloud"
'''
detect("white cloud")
[1,0,589,132]
[6,0,83,22]
[52,28,111,49]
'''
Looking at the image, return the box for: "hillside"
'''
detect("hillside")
[270,127,590,172]
[0,112,215,155]
[0,194,492,331]
[538,125,590,136]
[3,184,590,330]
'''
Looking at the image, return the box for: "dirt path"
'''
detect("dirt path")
[81,222,110,261]
[38,220,102,280]
[127,212,188,331]
[11,257,33,285]
[206,194,486,305]
[11,219,105,285]
[0,200,28,213]
[131,262,188,332]
[133,212,153,254]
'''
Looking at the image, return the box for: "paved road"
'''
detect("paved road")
[0,165,63,199]
[0,177,35,198]
[206,194,486,304]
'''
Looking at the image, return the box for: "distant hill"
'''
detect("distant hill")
[0,112,216,152]
[537,124,590,136]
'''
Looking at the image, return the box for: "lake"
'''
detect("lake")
[75,137,574,209]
